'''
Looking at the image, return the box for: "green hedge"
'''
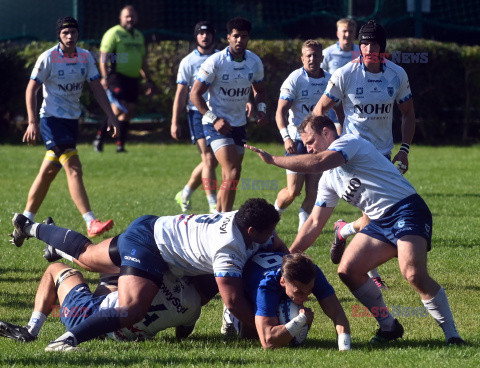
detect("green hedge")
[3,38,480,144]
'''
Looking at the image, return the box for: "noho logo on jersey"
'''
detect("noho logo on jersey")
[301,104,316,114]
[354,103,392,115]
[342,178,362,202]
[219,86,251,97]
[57,82,84,92]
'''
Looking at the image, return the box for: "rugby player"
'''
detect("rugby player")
[314,20,416,288]
[171,21,219,214]
[239,252,350,349]
[246,115,465,346]
[11,198,287,351]
[321,18,360,133]
[0,262,215,347]
[12,16,117,242]
[190,17,267,212]
[274,40,342,230]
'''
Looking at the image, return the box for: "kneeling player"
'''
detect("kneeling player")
[0,262,214,349]
[225,252,351,349]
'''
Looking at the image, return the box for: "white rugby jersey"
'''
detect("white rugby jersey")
[30,44,100,119]
[196,47,264,126]
[154,211,271,278]
[279,67,331,140]
[177,49,219,111]
[324,58,412,155]
[316,134,416,220]
[103,273,201,341]
[321,42,360,73]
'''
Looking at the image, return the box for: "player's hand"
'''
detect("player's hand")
[145,80,156,96]
[284,138,296,154]
[392,150,409,174]
[213,118,232,135]
[171,122,181,141]
[106,116,120,138]
[300,307,314,326]
[256,111,268,127]
[244,144,274,165]
[100,78,108,90]
[246,101,254,118]
[23,121,40,145]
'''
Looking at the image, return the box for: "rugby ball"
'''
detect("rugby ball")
[277,298,309,346]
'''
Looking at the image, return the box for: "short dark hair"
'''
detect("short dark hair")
[298,114,337,135]
[234,198,279,232]
[281,253,317,285]
[227,17,252,34]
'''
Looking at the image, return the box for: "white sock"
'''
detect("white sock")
[274,201,286,215]
[422,287,461,342]
[27,311,47,336]
[298,208,310,231]
[340,222,357,240]
[368,268,381,279]
[83,211,96,227]
[182,185,194,200]
[352,278,395,331]
[55,331,78,345]
[23,211,36,221]
[206,194,217,205]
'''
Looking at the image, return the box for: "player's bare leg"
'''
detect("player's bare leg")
[214,145,243,212]
[275,173,304,213]
[62,154,91,215]
[198,138,218,211]
[25,160,61,214]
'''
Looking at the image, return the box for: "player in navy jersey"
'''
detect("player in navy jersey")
[11,198,287,350]
[275,40,343,230]
[241,252,350,349]
[172,21,219,214]
[10,17,118,243]
[321,18,360,133]
[190,17,267,212]
[314,20,416,287]
[246,114,464,346]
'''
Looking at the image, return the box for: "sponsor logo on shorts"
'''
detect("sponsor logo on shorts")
[124,255,141,263]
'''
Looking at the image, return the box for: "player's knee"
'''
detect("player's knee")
[337,262,356,285]
[401,267,426,288]
[119,303,149,327]
[223,165,241,180]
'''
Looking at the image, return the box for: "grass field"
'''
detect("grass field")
[0,142,479,367]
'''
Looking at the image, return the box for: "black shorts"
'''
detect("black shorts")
[108,72,140,103]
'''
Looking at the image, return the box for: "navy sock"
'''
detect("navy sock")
[69,310,122,343]
[36,224,91,259]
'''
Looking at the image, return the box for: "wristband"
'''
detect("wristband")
[280,128,291,142]
[202,110,218,125]
[101,75,108,79]
[399,142,410,154]
[284,312,308,337]
[338,333,351,351]
[257,102,267,113]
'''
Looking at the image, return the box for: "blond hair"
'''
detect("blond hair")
[337,18,357,31]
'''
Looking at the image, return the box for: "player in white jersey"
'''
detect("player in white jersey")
[246,115,465,346]
[11,198,287,350]
[11,17,118,243]
[321,18,360,132]
[0,262,213,345]
[314,21,416,288]
[191,17,267,212]
[172,21,219,214]
[275,40,341,230]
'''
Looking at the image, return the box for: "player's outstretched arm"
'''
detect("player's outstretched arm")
[317,293,351,351]
[24,79,42,145]
[89,79,119,138]
[290,205,334,253]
